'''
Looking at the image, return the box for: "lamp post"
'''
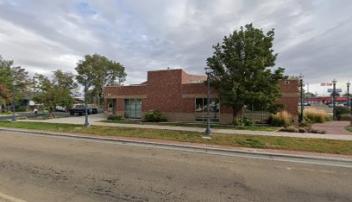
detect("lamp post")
[84,79,89,127]
[332,79,337,120]
[204,67,213,138]
[11,71,17,122]
[299,74,304,124]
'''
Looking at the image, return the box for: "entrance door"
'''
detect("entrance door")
[107,99,116,114]
[124,99,142,119]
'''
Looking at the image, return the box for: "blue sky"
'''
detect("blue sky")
[0,0,352,95]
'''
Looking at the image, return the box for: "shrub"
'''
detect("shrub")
[339,114,351,121]
[279,126,298,133]
[304,108,330,123]
[335,106,350,120]
[107,115,122,121]
[144,110,167,122]
[233,117,253,127]
[270,111,293,127]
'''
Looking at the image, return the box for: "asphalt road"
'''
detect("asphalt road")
[0,131,351,202]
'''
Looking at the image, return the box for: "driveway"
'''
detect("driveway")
[312,121,352,135]
[23,113,106,125]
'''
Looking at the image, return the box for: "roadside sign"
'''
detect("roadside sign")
[327,88,342,93]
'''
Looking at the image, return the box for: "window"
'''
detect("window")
[195,98,220,121]
[124,99,142,119]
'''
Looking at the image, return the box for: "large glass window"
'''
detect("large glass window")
[124,99,142,119]
[195,98,219,121]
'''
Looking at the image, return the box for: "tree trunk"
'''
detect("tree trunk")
[48,107,55,119]
[232,106,243,124]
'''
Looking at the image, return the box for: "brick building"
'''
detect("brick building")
[104,69,299,123]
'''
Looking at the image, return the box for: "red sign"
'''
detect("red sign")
[321,83,332,86]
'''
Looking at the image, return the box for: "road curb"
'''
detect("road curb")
[1,127,352,168]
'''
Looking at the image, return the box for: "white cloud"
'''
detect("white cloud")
[0,0,351,93]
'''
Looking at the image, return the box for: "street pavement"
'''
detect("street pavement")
[0,130,352,202]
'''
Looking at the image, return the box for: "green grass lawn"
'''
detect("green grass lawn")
[103,120,279,132]
[346,126,352,133]
[1,121,352,155]
[0,112,12,115]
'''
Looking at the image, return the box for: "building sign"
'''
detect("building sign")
[321,82,333,86]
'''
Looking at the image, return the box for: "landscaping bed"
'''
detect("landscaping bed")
[1,121,352,155]
[103,119,279,131]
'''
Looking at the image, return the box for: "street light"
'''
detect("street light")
[11,73,16,122]
[204,67,213,138]
[332,79,337,120]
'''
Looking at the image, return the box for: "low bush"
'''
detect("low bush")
[335,106,350,120]
[279,126,298,133]
[339,114,351,121]
[269,111,293,127]
[144,110,167,122]
[107,115,122,121]
[304,108,330,123]
[233,117,253,127]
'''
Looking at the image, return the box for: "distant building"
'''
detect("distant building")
[306,96,351,104]
[104,69,299,123]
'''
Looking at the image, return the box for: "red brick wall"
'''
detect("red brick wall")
[104,69,299,120]
[278,80,299,116]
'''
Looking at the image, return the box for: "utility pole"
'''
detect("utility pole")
[332,79,337,120]
[84,80,89,127]
[347,81,351,125]
[299,75,304,124]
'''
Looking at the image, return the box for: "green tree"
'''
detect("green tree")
[75,54,126,106]
[0,56,13,103]
[206,24,285,122]
[33,70,77,117]
[0,56,31,112]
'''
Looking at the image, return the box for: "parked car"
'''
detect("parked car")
[69,104,91,116]
[87,104,99,114]
[328,103,345,108]
[298,102,311,106]
[55,106,66,112]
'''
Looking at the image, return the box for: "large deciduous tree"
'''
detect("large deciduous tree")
[206,24,285,122]
[0,55,31,112]
[33,70,77,118]
[75,54,126,106]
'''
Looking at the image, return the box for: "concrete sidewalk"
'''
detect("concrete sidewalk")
[19,114,352,141]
